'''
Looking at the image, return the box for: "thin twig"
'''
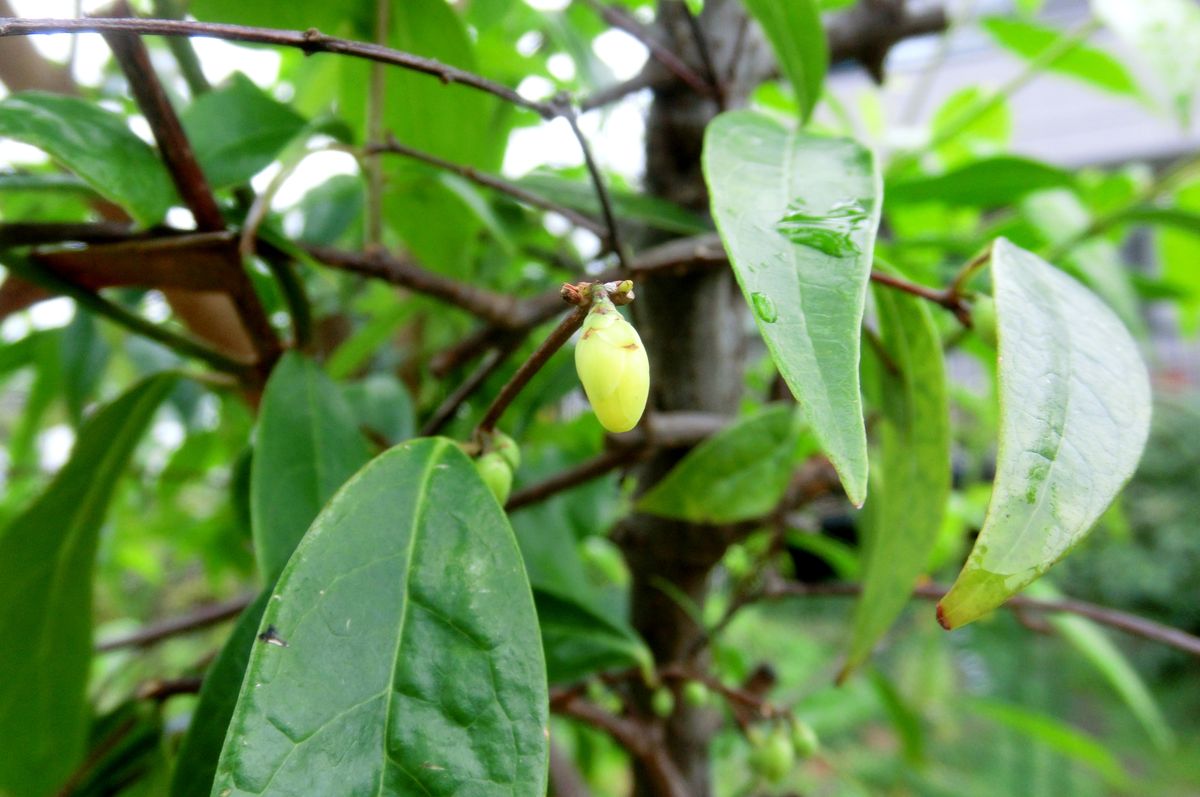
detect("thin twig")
[869,270,971,325]
[506,445,641,511]
[420,334,525,436]
[681,3,724,109]
[95,592,255,652]
[475,304,588,435]
[362,137,607,237]
[579,71,657,112]
[581,0,713,98]
[559,103,630,269]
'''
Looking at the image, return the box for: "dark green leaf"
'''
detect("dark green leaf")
[296,174,364,247]
[170,592,270,797]
[0,373,176,797]
[0,92,176,225]
[845,277,950,675]
[982,16,1141,98]
[742,0,828,122]
[938,239,1151,628]
[704,110,881,505]
[887,156,1074,208]
[181,73,308,190]
[60,311,110,425]
[212,439,548,796]
[534,587,651,684]
[638,404,813,523]
[250,352,370,583]
[189,0,369,35]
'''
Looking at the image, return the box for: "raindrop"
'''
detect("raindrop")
[774,198,870,257]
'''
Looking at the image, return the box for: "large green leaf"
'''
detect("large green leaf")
[637,404,814,523]
[170,592,270,797]
[982,16,1141,99]
[534,587,651,684]
[1092,0,1200,124]
[250,352,370,583]
[742,0,828,122]
[937,239,1151,628]
[844,279,950,675]
[181,73,308,190]
[0,92,176,225]
[211,439,548,796]
[0,373,176,797]
[887,156,1074,208]
[703,110,881,506]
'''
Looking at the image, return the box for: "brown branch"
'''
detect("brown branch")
[136,675,204,701]
[0,221,139,247]
[0,16,559,118]
[581,0,712,99]
[681,3,724,109]
[506,446,641,511]
[363,136,608,237]
[579,71,656,112]
[420,333,526,436]
[560,104,631,271]
[94,592,255,653]
[476,304,588,435]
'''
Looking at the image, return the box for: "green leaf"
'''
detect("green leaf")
[181,73,308,190]
[189,0,369,35]
[1092,0,1200,124]
[250,352,370,583]
[937,239,1151,628]
[887,156,1074,208]
[982,16,1141,98]
[0,92,176,225]
[1153,182,1200,332]
[534,587,651,684]
[342,373,416,445]
[517,171,711,235]
[638,404,813,523]
[170,592,269,797]
[212,439,548,796]
[742,0,828,122]
[703,110,881,505]
[0,373,176,797]
[844,277,950,675]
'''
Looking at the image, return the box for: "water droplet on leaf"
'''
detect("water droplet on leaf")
[774,198,869,257]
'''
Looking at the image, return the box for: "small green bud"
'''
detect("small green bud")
[475,451,513,505]
[575,295,649,433]
[651,687,675,718]
[490,430,521,471]
[748,725,795,783]
[972,295,998,348]
[789,718,819,758]
[682,680,712,708]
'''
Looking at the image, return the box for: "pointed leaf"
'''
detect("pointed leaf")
[845,279,950,675]
[0,92,176,226]
[0,373,176,797]
[704,110,881,505]
[212,439,548,796]
[637,403,813,523]
[742,0,828,122]
[534,587,651,684]
[938,239,1151,628]
[251,352,371,583]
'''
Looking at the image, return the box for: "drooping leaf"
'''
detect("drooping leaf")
[1092,0,1200,125]
[887,156,1074,208]
[844,278,950,675]
[181,73,308,189]
[0,92,176,225]
[742,0,828,122]
[534,587,651,684]
[170,592,270,797]
[703,110,881,505]
[250,352,370,583]
[211,439,548,796]
[0,373,176,797]
[638,404,814,523]
[982,16,1141,99]
[937,239,1151,628]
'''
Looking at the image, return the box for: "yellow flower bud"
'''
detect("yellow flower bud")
[574,295,649,433]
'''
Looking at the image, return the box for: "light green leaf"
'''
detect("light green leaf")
[181,73,308,189]
[982,16,1141,98]
[170,592,270,797]
[0,92,176,225]
[0,373,176,797]
[937,239,1151,628]
[251,352,370,583]
[212,439,548,796]
[703,110,881,505]
[1153,182,1200,332]
[1092,0,1200,124]
[637,404,814,523]
[742,0,828,122]
[887,156,1074,208]
[534,587,651,684]
[844,277,950,675]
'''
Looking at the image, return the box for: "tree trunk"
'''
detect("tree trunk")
[618,2,773,794]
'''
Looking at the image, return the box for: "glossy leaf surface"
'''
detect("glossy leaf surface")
[938,239,1151,628]
[704,110,881,505]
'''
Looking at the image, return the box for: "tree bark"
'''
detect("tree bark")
[618,2,773,794]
